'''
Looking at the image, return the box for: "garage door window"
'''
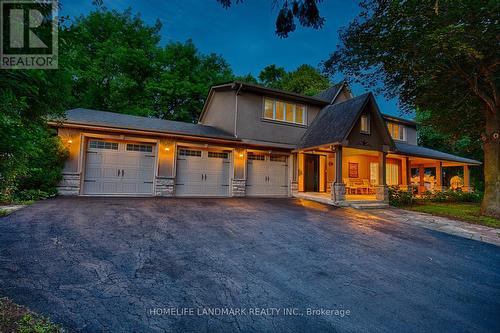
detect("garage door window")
[248,154,265,161]
[179,149,202,157]
[126,143,153,152]
[270,155,287,162]
[89,140,118,150]
[208,152,228,159]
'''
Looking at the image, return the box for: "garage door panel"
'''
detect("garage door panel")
[83,139,155,195]
[176,149,230,197]
[247,155,288,196]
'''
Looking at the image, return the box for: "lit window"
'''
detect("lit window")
[386,163,399,185]
[388,122,406,141]
[360,115,370,133]
[263,98,306,125]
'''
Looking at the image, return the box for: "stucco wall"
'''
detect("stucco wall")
[235,92,322,145]
[405,126,417,145]
[347,109,387,151]
[201,90,236,135]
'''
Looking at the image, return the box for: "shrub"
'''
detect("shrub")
[388,186,414,207]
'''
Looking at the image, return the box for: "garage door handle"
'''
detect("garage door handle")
[122,170,125,177]
[117,169,120,177]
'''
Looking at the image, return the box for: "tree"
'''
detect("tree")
[323,0,499,217]
[146,41,233,122]
[258,65,286,89]
[280,64,330,95]
[62,8,162,116]
[217,0,325,37]
[234,73,259,84]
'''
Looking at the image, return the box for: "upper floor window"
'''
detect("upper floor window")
[388,122,406,141]
[263,98,306,125]
[360,114,370,134]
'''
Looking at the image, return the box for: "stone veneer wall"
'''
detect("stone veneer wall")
[290,181,298,196]
[155,176,175,196]
[231,179,246,197]
[57,172,81,196]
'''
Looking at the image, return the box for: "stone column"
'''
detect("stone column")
[231,179,246,197]
[375,151,388,202]
[463,165,471,192]
[155,176,175,196]
[331,146,346,205]
[57,172,81,196]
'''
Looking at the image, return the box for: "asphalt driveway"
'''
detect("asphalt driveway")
[0,197,499,333]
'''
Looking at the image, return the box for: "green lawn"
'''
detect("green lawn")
[407,202,500,229]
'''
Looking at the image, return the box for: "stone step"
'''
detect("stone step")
[349,202,389,209]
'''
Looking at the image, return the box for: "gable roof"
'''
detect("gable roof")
[395,142,481,165]
[299,93,393,149]
[314,83,344,104]
[55,108,238,141]
[382,114,417,127]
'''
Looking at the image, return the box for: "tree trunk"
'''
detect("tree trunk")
[481,107,500,218]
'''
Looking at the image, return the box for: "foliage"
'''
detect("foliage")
[324,0,499,217]
[254,64,331,95]
[234,73,258,84]
[388,186,413,207]
[408,203,500,229]
[0,298,64,333]
[217,0,325,37]
[420,189,482,203]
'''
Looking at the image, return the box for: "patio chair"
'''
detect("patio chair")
[362,179,372,194]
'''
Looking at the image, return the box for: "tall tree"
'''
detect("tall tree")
[323,0,499,217]
[258,65,287,89]
[217,0,325,37]
[146,41,233,122]
[280,64,331,95]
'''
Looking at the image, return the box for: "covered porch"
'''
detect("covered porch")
[291,145,476,207]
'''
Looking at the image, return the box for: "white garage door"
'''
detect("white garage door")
[175,148,230,197]
[246,153,288,196]
[83,139,156,195]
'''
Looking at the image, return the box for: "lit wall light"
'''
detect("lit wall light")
[67,139,73,144]
[239,153,244,157]
[164,147,170,151]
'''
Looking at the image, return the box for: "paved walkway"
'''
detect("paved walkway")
[0,205,25,216]
[367,208,500,247]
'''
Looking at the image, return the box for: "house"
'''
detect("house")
[51,81,480,207]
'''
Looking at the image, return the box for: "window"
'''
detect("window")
[263,98,306,125]
[360,114,370,134]
[89,140,118,150]
[208,151,228,159]
[388,122,406,141]
[270,155,287,162]
[179,149,201,157]
[386,163,399,185]
[248,153,265,161]
[126,143,153,152]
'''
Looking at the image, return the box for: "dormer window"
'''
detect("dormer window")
[263,97,306,125]
[388,122,406,141]
[360,114,370,134]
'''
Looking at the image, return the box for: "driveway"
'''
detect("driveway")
[0,197,499,333]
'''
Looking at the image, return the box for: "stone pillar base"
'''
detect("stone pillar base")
[231,179,246,197]
[57,172,81,196]
[375,185,389,203]
[155,176,175,196]
[290,181,298,196]
[332,182,346,205]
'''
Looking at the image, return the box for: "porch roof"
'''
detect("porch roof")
[395,142,481,165]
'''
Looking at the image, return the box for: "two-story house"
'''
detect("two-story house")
[51,81,480,207]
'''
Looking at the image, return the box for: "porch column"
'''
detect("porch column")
[418,165,425,194]
[435,161,443,192]
[332,145,346,204]
[405,157,412,192]
[375,152,388,202]
[463,165,471,192]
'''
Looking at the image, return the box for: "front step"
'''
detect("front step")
[348,201,389,209]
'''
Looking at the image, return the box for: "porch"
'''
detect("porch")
[291,146,475,208]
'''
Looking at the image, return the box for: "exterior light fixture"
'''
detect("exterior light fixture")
[239,153,244,157]
[165,147,170,151]
[67,139,73,144]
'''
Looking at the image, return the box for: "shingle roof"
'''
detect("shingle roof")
[298,93,371,149]
[56,108,238,141]
[395,142,481,165]
[314,83,343,103]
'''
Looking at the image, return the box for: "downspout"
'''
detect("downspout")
[234,83,243,138]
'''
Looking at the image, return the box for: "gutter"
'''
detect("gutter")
[234,82,243,138]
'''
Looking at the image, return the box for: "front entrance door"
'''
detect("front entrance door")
[304,154,319,192]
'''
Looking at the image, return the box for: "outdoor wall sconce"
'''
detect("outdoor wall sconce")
[67,139,73,144]
[164,146,170,151]
[239,153,244,157]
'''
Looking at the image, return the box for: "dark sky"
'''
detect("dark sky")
[61,0,412,118]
